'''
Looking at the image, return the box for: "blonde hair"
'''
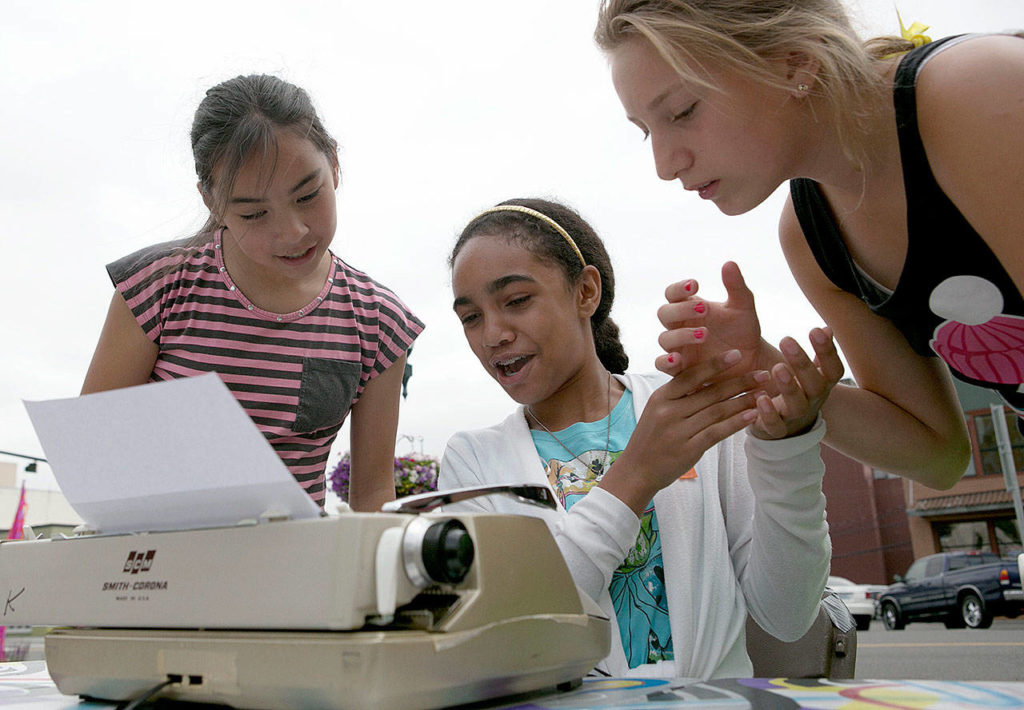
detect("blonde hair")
[594,0,914,169]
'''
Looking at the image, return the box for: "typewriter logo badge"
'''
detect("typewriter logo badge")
[123,550,156,574]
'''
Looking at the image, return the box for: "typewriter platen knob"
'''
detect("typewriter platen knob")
[402,517,475,587]
[423,519,474,584]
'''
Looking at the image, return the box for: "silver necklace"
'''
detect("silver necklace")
[526,373,613,476]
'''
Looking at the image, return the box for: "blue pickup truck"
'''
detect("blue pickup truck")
[878,551,1024,630]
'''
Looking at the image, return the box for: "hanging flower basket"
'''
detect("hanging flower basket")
[328,453,439,503]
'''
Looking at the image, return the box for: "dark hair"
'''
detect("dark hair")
[451,198,629,374]
[191,74,339,236]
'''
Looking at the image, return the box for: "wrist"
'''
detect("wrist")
[598,453,659,518]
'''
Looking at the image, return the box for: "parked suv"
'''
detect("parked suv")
[878,551,1023,630]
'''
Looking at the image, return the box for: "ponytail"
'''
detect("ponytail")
[594,317,629,374]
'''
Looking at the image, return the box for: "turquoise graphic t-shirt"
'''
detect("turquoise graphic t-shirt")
[529,387,674,669]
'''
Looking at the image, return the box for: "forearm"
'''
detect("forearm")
[347,357,406,511]
[346,466,396,511]
[742,419,831,640]
[443,442,638,601]
[553,487,640,602]
[821,383,970,490]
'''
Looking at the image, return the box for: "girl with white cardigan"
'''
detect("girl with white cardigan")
[440,198,838,679]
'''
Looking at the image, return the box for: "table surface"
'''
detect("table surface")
[3,662,1024,709]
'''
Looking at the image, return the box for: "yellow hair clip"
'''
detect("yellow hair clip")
[897,9,932,47]
[882,10,932,59]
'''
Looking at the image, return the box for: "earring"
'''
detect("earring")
[797,83,809,92]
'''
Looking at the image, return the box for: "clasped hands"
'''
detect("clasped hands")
[654,261,844,441]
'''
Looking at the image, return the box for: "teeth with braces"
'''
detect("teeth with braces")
[495,356,527,376]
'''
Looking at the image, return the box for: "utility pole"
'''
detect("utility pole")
[990,405,1024,551]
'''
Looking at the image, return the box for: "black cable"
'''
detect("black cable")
[120,678,177,710]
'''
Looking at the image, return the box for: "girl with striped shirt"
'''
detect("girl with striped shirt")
[82,75,423,511]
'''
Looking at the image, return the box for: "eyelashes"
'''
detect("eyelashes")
[631,100,699,142]
[297,187,321,203]
[456,295,532,328]
[671,101,698,123]
[237,187,322,221]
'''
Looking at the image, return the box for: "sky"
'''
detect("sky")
[2,1,1022,502]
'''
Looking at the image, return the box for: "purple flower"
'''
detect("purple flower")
[328,451,439,503]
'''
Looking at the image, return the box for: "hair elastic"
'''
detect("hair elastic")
[472,205,586,267]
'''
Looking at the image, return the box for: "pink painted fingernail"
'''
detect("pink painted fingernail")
[667,354,675,364]
[694,301,706,314]
[683,280,695,292]
[693,329,705,341]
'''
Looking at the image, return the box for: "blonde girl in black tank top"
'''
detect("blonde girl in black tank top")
[596,0,1024,490]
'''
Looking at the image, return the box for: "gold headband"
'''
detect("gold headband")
[472,205,586,267]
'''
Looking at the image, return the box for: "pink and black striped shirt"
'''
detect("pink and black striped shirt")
[109,231,424,506]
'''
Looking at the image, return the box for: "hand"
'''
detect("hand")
[602,349,761,515]
[655,261,779,378]
[748,328,844,440]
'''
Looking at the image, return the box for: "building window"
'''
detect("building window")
[934,518,1021,556]
[935,520,990,552]
[994,518,1022,557]
[970,409,1024,477]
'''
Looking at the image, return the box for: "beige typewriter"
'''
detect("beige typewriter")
[0,484,609,710]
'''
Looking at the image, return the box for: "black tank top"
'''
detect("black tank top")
[790,35,1024,419]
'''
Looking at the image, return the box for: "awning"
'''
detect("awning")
[908,487,1022,517]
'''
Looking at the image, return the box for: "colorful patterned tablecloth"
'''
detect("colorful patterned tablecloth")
[3,662,1024,709]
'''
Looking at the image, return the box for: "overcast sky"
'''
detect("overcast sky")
[3,1,1022,501]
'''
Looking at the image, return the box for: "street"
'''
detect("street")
[855,616,1024,681]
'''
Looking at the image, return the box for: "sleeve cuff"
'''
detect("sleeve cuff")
[744,414,826,462]
[563,486,641,557]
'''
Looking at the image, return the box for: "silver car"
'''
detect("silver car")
[827,575,885,631]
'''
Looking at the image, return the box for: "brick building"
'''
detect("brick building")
[823,379,1023,585]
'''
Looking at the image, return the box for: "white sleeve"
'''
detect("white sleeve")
[724,418,831,641]
[439,431,640,602]
[437,435,497,514]
[553,487,641,602]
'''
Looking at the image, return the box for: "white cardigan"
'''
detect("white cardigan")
[439,372,831,680]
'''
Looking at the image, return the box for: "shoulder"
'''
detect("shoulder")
[447,409,526,451]
[332,257,405,303]
[330,257,424,325]
[441,410,528,485]
[915,35,1024,168]
[622,371,669,390]
[106,236,209,288]
[777,194,836,299]
[913,34,1024,274]
[916,34,1024,93]
[777,195,805,257]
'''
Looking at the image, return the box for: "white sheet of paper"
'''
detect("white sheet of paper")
[24,373,322,534]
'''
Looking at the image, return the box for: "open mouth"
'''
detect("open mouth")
[280,246,315,261]
[692,180,718,200]
[494,355,532,378]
